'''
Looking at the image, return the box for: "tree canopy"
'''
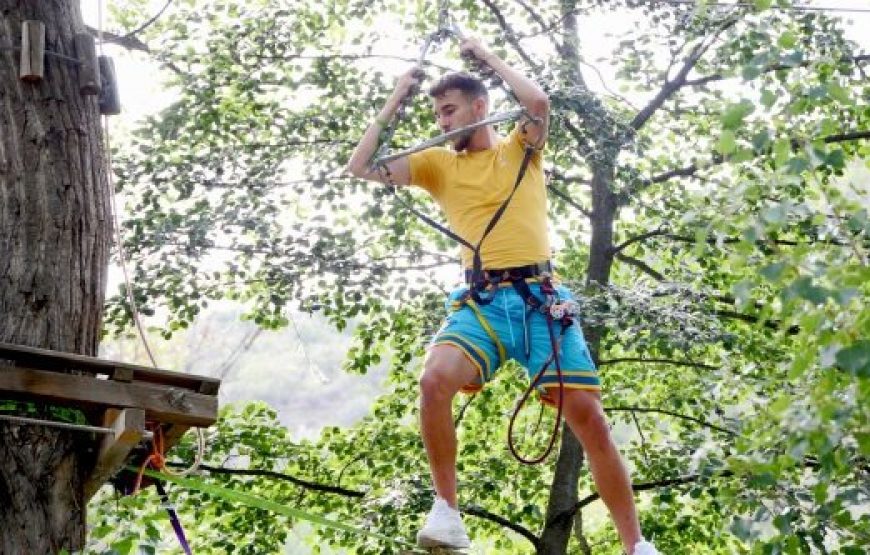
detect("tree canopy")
[90,0,868,553]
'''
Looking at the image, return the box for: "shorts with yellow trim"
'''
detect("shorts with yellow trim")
[429,283,600,402]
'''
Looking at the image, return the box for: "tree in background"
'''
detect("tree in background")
[91,0,868,553]
[0,1,111,552]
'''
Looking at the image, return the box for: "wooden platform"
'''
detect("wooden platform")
[0,341,221,498]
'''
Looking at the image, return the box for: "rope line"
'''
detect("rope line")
[134,467,427,552]
[97,0,206,478]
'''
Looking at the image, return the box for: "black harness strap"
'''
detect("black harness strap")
[378,165,476,252]
[469,144,536,303]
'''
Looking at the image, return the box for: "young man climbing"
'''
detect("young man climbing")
[347,37,660,555]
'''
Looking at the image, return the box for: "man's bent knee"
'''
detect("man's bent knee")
[546,388,607,427]
[420,345,480,401]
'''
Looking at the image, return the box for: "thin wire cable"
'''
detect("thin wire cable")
[287,311,327,383]
[0,413,154,439]
[98,0,204,476]
[656,0,870,13]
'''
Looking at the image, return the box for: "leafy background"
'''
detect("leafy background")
[84,0,869,553]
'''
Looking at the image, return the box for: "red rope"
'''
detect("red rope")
[133,424,166,493]
[507,311,568,465]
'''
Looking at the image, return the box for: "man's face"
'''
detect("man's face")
[432,89,485,151]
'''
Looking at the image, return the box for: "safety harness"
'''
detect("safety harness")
[369,2,576,464]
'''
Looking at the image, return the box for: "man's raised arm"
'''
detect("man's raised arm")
[460,37,550,149]
[346,67,424,185]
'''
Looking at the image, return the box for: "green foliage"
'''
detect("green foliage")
[96,0,869,552]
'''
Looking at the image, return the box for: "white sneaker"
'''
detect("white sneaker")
[633,540,661,555]
[416,497,471,549]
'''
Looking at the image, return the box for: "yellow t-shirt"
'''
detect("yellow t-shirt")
[408,127,550,269]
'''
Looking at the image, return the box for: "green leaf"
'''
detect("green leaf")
[777,31,797,49]
[826,82,852,105]
[761,202,788,225]
[759,262,788,281]
[835,340,870,377]
[717,130,737,155]
[752,129,771,151]
[773,138,792,166]
[785,276,829,304]
[721,100,755,130]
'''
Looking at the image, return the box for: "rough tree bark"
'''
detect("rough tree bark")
[0,1,110,552]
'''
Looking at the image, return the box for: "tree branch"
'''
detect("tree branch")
[629,17,739,131]
[614,252,665,281]
[561,452,868,523]
[625,129,870,200]
[164,461,365,498]
[684,53,870,88]
[547,183,592,218]
[611,255,801,333]
[480,0,543,72]
[86,25,150,53]
[573,473,703,512]
[124,0,173,38]
[613,228,852,253]
[510,0,550,34]
[85,25,186,77]
[611,227,667,254]
[463,504,540,549]
[604,406,737,436]
[713,309,799,335]
[598,357,717,370]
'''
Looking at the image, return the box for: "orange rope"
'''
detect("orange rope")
[133,425,166,493]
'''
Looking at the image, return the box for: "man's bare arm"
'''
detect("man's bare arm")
[346,68,424,185]
[460,37,550,148]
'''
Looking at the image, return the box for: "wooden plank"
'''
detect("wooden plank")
[198,380,220,395]
[0,365,217,427]
[19,20,45,82]
[0,341,220,394]
[98,55,121,115]
[84,408,145,500]
[111,366,134,383]
[74,32,100,95]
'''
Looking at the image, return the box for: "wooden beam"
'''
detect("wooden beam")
[0,365,217,427]
[0,341,220,394]
[111,366,134,383]
[74,33,100,95]
[98,55,121,115]
[84,408,145,500]
[19,20,45,82]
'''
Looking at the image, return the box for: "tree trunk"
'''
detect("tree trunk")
[0,1,110,552]
[539,3,620,552]
[539,426,585,553]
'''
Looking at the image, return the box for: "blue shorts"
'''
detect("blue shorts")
[429,281,600,404]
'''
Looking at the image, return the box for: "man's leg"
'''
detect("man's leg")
[547,387,643,553]
[419,344,480,508]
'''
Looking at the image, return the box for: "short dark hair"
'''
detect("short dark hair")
[428,72,488,101]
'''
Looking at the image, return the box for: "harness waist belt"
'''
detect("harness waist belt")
[464,261,553,284]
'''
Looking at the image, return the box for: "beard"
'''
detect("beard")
[453,131,473,152]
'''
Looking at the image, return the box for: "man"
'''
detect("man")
[347,37,659,555]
